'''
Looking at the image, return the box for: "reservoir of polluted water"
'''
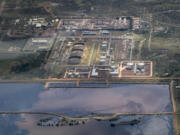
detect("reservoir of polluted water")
[0,114,174,135]
[0,83,174,135]
[0,83,172,114]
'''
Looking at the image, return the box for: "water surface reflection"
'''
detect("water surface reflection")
[0,114,174,135]
[0,83,172,114]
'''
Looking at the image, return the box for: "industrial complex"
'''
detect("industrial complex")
[0,15,152,79]
[43,16,152,79]
[1,1,180,135]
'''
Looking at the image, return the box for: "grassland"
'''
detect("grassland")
[177,115,180,135]
[140,33,180,77]
[1,0,180,18]
[81,42,94,65]
[150,37,180,53]
[174,80,180,111]
[0,52,47,79]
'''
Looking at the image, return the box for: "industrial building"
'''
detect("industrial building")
[65,67,90,78]
[120,61,152,77]
[91,65,120,78]
[59,17,131,31]
[132,17,141,30]
[45,16,150,79]
[28,17,48,28]
[68,42,85,65]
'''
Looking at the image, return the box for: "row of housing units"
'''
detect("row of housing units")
[58,17,147,31]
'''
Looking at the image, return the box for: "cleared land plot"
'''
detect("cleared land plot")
[141,36,180,77]
[81,42,95,65]
[0,40,26,59]
[151,37,180,53]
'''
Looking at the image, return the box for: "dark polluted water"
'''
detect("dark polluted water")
[0,83,174,135]
[0,114,174,135]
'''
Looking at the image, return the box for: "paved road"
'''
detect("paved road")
[148,15,153,51]
[0,77,180,83]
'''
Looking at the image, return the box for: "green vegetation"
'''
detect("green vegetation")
[174,80,180,112]
[0,52,47,79]
[37,114,141,128]
[141,36,180,77]
[177,115,180,135]
[1,0,180,17]
[81,43,93,65]
[110,119,141,127]
[11,52,46,73]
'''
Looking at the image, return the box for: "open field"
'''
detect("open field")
[141,35,180,77]
[0,39,26,58]
[151,37,180,53]
[174,80,180,112]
